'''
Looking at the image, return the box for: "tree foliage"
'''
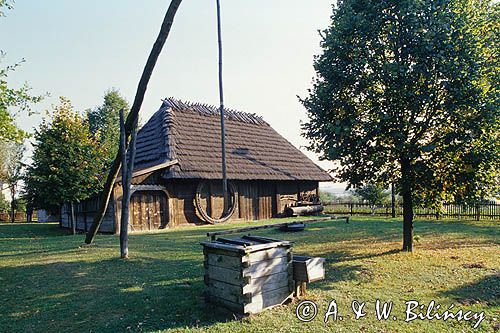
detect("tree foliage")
[301,0,499,251]
[87,89,130,164]
[0,0,13,16]
[23,97,108,213]
[354,184,389,214]
[0,59,44,143]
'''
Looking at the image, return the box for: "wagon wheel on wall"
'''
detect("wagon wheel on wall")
[195,181,237,224]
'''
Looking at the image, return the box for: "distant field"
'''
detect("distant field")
[0,217,498,332]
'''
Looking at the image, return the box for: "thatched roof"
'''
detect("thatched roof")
[133,98,332,181]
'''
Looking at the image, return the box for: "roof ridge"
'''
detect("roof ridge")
[162,97,268,126]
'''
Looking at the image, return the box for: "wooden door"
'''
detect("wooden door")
[130,191,168,231]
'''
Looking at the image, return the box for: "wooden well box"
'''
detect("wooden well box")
[201,235,294,314]
[292,255,325,283]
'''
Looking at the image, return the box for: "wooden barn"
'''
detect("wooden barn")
[61,98,331,233]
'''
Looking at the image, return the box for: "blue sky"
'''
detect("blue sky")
[1,0,345,190]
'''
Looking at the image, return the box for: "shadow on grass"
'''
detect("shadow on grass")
[0,222,67,239]
[1,218,498,332]
[441,273,500,306]
[0,256,236,332]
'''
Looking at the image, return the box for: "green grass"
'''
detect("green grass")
[0,217,498,332]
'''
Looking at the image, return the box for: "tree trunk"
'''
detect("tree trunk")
[391,183,396,218]
[10,201,15,223]
[70,202,76,235]
[9,185,15,223]
[26,207,32,223]
[84,0,183,244]
[401,158,413,252]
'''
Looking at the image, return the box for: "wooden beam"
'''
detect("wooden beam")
[84,0,183,244]
[115,159,179,183]
[206,216,342,240]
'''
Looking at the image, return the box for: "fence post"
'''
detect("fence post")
[350,203,353,216]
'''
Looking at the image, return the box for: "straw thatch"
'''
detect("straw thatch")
[133,98,332,181]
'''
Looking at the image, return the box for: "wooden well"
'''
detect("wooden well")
[201,235,294,314]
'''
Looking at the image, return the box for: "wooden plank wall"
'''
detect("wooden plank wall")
[167,180,319,225]
[60,197,115,233]
[79,176,320,231]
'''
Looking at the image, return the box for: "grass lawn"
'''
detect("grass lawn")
[0,217,498,332]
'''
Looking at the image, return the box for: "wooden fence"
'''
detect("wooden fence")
[0,211,38,222]
[323,201,500,220]
[0,212,27,222]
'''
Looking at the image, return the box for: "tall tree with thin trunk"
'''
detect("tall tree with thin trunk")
[85,0,183,244]
[354,184,388,215]
[391,183,396,218]
[302,0,499,252]
[87,89,130,165]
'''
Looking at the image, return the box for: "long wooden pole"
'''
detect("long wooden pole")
[119,110,127,256]
[206,216,349,241]
[85,0,183,244]
[216,0,229,213]
[119,110,138,259]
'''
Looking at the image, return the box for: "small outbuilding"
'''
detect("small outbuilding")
[61,98,331,232]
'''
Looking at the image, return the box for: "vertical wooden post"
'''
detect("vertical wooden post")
[216,0,229,213]
[119,110,128,257]
[119,110,138,259]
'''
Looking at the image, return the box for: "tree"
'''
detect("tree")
[23,97,107,231]
[0,141,24,222]
[87,89,130,164]
[354,184,389,215]
[301,0,499,251]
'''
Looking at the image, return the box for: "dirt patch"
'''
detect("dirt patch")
[462,262,486,269]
